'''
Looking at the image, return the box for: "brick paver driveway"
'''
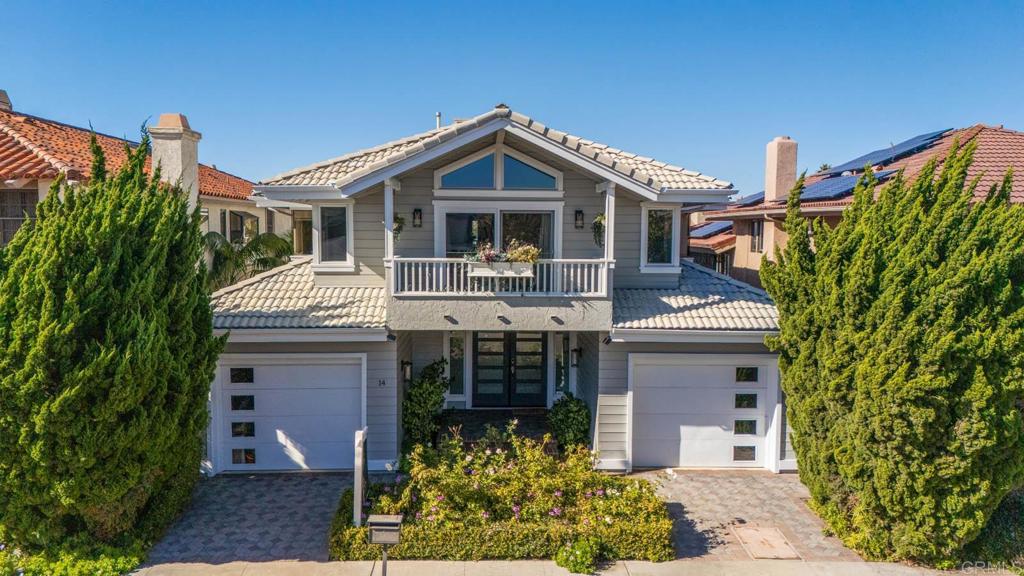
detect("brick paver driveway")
[144,473,351,565]
[634,469,861,562]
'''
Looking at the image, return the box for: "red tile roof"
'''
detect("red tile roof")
[708,124,1024,219]
[0,108,253,201]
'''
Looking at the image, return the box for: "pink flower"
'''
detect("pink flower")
[595,489,605,497]
[436,494,445,501]
[549,507,562,517]
[554,490,563,497]
[415,511,422,520]
[481,510,490,519]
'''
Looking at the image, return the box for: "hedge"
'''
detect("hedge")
[330,489,673,562]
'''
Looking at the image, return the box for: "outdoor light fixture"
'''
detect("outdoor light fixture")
[367,514,403,576]
[412,208,423,227]
[574,209,585,229]
[401,360,413,382]
[570,347,582,367]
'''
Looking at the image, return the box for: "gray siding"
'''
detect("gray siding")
[562,174,604,259]
[315,186,387,287]
[612,195,679,289]
[594,336,774,465]
[575,331,600,444]
[223,340,398,462]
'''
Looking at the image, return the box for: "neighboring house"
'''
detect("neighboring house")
[209,104,790,476]
[0,89,289,246]
[688,220,734,275]
[707,125,1024,286]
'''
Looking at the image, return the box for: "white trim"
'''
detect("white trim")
[384,179,396,263]
[609,328,775,343]
[312,200,356,272]
[215,328,389,342]
[625,353,781,473]
[431,200,564,259]
[432,142,564,196]
[639,202,681,272]
[601,183,616,264]
[208,352,368,475]
[442,330,470,406]
[251,195,311,210]
[547,332,557,408]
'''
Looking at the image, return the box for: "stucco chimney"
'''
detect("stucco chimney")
[149,113,201,212]
[764,136,797,203]
[0,90,11,111]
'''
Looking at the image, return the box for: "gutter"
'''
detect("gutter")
[608,328,776,344]
[215,327,390,343]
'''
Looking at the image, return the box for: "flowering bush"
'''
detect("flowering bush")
[504,240,541,264]
[555,536,600,574]
[330,422,673,562]
[464,242,504,263]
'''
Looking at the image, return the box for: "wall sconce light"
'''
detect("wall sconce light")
[574,209,585,229]
[401,360,413,382]
[412,208,423,228]
[570,347,582,367]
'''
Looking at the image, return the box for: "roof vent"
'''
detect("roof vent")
[495,103,509,109]
[0,90,11,112]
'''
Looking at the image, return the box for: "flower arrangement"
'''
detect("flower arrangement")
[463,241,541,264]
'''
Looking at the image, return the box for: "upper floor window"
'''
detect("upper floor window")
[441,154,495,189]
[0,189,38,246]
[434,142,562,195]
[640,203,681,272]
[750,219,765,253]
[313,202,355,271]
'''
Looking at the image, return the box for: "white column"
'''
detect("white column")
[384,178,398,265]
[600,182,616,262]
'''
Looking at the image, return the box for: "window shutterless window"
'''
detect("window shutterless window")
[640,204,681,270]
[320,206,348,261]
[0,190,39,247]
[229,211,259,244]
[750,219,764,253]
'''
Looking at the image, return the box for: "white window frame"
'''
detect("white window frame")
[639,202,681,273]
[433,143,563,198]
[432,200,564,258]
[312,200,356,272]
[442,330,472,408]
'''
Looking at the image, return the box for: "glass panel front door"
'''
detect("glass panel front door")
[472,332,547,407]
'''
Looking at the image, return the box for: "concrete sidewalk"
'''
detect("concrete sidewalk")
[135,559,954,575]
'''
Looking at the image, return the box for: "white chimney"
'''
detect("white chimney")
[0,90,11,111]
[149,113,201,212]
[764,136,797,203]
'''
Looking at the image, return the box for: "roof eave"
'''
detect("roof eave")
[214,327,390,343]
[608,327,776,343]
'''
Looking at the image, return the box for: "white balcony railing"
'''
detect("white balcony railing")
[392,258,609,297]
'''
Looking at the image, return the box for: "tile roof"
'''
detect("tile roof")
[709,124,1024,219]
[211,258,387,330]
[0,108,254,201]
[263,105,732,192]
[612,260,777,331]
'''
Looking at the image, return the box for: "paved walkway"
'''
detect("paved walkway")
[135,559,948,575]
[633,469,861,562]
[144,473,351,565]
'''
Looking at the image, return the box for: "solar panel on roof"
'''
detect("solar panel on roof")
[822,129,950,176]
[800,170,895,201]
[733,191,764,206]
[690,220,732,238]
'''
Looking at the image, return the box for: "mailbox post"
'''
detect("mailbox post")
[367,514,402,576]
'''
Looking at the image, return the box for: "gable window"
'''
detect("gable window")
[640,203,681,272]
[0,189,38,246]
[441,154,495,189]
[434,143,562,196]
[313,202,355,271]
[750,219,765,253]
[503,154,556,189]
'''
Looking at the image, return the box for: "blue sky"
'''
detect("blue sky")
[2,1,1022,196]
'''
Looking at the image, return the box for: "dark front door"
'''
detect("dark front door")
[472,332,547,407]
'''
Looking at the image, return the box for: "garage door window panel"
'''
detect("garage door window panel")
[230,368,254,384]
[734,420,757,435]
[734,393,758,409]
[232,422,255,437]
[232,448,256,464]
[735,367,759,382]
[733,446,756,462]
[231,395,255,411]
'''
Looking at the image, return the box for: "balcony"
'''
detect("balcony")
[392,258,609,297]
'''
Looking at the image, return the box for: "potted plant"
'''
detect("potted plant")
[592,213,606,248]
[464,241,539,277]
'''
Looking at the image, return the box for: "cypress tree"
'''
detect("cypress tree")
[0,134,224,547]
[761,143,1024,563]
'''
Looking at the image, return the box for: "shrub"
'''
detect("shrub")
[761,141,1024,563]
[330,424,672,562]
[0,539,145,576]
[555,536,600,574]
[401,359,450,450]
[549,393,591,449]
[962,490,1024,572]
[0,134,224,549]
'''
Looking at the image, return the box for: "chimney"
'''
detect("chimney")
[149,113,201,212]
[0,90,11,111]
[764,136,797,202]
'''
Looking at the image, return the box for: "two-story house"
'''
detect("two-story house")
[0,89,290,247]
[209,105,789,475]
[707,125,1024,287]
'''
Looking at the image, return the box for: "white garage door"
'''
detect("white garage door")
[216,355,364,472]
[631,354,776,469]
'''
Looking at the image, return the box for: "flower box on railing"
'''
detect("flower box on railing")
[467,262,534,278]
